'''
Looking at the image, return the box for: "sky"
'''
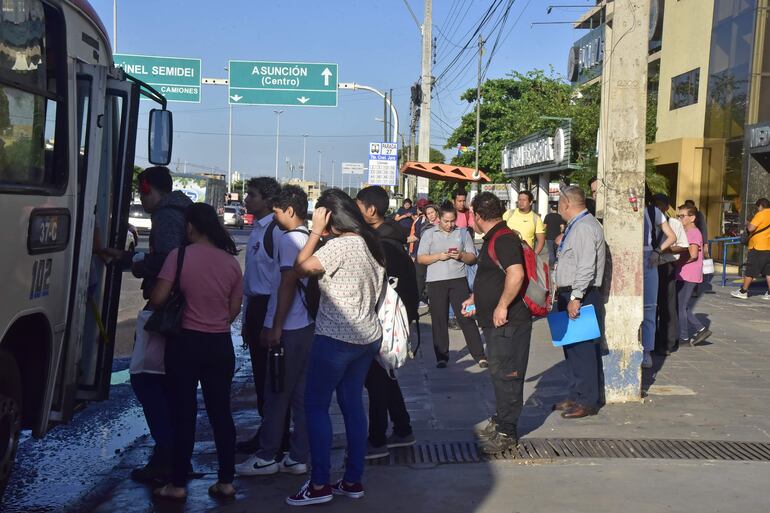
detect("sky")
[89,0,593,187]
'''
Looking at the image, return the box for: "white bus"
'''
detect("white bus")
[0,0,172,496]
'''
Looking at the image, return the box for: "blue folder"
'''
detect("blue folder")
[547,305,601,347]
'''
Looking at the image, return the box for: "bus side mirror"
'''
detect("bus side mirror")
[148,109,173,165]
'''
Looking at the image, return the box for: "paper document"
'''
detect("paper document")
[547,305,601,347]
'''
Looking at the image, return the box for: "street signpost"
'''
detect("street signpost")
[228,61,338,107]
[114,54,201,103]
[341,162,365,174]
[367,142,398,186]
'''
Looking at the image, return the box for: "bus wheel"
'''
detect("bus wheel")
[0,354,22,500]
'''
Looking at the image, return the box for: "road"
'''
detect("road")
[2,227,252,512]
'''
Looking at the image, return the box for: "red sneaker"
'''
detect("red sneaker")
[331,480,365,499]
[286,480,333,506]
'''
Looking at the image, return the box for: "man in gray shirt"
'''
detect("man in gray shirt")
[552,186,605,419]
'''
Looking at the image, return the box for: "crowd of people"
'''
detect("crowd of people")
[109,165,766,507]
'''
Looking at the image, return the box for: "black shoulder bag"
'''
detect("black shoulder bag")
[145,246,186,337]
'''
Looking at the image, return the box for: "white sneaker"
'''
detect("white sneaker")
[642,351,653,369]
[763,292,770,300]
[731,289,748,299]
[279,454,308,475]
[235,455,278,476]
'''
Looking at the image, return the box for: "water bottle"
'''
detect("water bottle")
[269,346,285,393]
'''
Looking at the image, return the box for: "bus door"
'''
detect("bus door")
[74,76,140,402]
[50,62,107,421]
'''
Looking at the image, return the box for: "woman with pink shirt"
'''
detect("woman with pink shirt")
[150,203,243,501]
[675,204,712,347]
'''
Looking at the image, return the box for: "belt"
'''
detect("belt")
[556,286,597,294]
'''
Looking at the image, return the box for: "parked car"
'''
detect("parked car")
[240,207,254,226]
[128,204,151,232]
[126,224,139,252]
[223,206,244,229]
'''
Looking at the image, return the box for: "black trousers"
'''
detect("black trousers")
[427,277,485,363]
[166,329,236,487]
[482,321,532,438]
[244,294,291,452]
[365,362,412,447]
[415,262,428,301]
[557,288,604,408]
[244,295,270,415]
[130,373,172,465]
[655,262,679,353]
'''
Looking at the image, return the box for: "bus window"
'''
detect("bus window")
[0,0,66,192]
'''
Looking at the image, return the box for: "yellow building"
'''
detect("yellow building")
[572,0,770,258]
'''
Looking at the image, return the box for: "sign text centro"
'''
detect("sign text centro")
[228,61,338,107]
[114,54,201,103]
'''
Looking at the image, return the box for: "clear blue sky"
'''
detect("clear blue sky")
[90,0,592,186]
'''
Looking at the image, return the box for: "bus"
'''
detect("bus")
[0,0,173,497]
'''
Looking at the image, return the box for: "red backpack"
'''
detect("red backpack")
[487,227,552,317]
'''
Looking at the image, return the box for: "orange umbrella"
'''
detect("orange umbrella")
[400,161,491,183]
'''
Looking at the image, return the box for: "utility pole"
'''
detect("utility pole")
[113,0,118,52]
[417,0,432,196]
[597,0,651,403]
[317,150,323,192]
[227,102,232,194]
[273,110,284,180]
[474,35,484,183]
[331,159,336,188]
[302,134,308,182]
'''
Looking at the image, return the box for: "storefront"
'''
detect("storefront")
[501,124,580,218]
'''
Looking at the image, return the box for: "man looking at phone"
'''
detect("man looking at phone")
[462,192,532,455]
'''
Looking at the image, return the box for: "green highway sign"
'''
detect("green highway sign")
[228,61,338,107]
[114,54,201,103]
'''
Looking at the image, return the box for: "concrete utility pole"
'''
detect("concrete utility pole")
[417,0,432,196]
[474,35,484,182]
[597,0,650,403]
[302,134,308,182]
[273,110,284,180]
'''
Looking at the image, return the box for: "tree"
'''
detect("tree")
[397,145,445,164]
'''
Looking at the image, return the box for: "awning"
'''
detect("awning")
[400,161,491,183]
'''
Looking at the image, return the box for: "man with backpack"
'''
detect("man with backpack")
[356,186,419,459]
[462,192,532,454]
[237,185,315,476]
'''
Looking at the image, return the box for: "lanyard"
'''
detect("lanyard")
[557,210,590,255]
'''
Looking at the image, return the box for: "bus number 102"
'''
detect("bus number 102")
[30,258,52,299]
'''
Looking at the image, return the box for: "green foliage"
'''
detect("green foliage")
[398,145,445,164]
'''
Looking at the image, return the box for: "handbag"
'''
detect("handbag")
[145,246,186,337]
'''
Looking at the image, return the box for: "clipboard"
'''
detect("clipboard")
[547,304,601,347]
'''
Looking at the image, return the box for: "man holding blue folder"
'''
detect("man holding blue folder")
[552,186,606,419]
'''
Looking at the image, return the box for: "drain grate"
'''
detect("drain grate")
[367,439,770,465]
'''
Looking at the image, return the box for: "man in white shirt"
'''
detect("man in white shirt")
[651,194,690,355]
[237,185,315,476]
[237,177,285,454]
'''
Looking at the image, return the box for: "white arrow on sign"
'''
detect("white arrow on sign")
[297,96,310,104]
[321,67,332,87]
[230,94,243,102]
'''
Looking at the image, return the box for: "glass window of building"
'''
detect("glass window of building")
[670,69,700,110]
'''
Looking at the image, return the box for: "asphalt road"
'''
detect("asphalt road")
[2,227,252,512]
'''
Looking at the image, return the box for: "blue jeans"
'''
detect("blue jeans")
[305,335,380,485]
[130,373,172,464]
[642,250,659,352]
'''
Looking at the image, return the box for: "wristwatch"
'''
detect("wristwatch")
[569,290,583,302]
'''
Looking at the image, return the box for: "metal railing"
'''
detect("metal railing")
[707,236,742,286]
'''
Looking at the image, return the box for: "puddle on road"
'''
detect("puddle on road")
[4,332,248,512]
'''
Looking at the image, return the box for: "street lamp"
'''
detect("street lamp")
[274,110,284,180]
[317,150,323,193]
[302,134,308,182]
[225,67,233,194]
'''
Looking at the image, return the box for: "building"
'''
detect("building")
[571,0,770,260]
[285,178,323,202]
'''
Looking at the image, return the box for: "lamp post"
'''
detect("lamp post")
[317,150,323,193]
[274,110,284,180]
[302,134,308,182]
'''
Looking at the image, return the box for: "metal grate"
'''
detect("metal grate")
[367,439,770,465]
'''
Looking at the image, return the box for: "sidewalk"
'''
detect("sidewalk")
[89,277,770,512]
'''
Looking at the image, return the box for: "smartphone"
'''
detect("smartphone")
[448,247,458,253]
[463,304,476,314]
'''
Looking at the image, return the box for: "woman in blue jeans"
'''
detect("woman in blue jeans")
[291,189,385,506]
